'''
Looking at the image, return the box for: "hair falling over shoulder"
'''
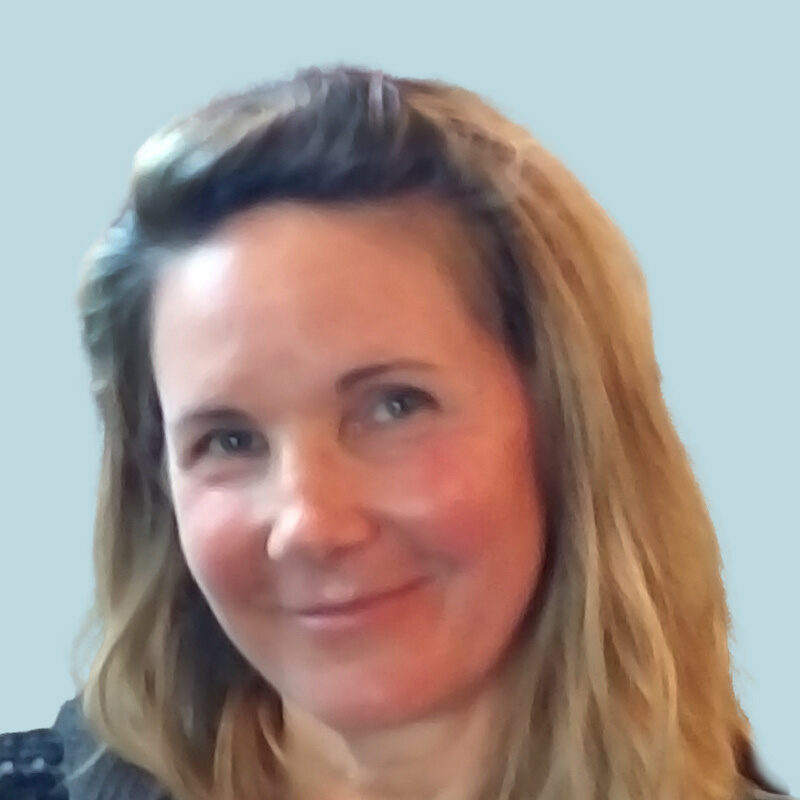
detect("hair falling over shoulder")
[74,65,758,800]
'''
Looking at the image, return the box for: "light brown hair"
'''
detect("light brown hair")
[75,66,757,800]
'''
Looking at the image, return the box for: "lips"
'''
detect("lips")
[287,577,426,617]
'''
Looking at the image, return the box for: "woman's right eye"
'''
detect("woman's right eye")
[196,429,266,459]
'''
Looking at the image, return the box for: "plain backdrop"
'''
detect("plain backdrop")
[1,0,797,792]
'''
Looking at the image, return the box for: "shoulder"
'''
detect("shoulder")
[50,696,169,800]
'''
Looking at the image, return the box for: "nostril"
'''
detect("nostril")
[264,500,375,563]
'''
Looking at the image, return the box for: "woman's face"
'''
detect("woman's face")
[151,199,545,730]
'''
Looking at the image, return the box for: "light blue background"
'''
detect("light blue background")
[1,0,797,792]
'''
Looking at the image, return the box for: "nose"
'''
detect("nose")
[264,434,375,562]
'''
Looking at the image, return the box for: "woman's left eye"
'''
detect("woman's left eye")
[369,386,437,425]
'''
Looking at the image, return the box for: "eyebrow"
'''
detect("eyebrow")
[169,407,253,438]
[169,359,436,435]
[334,359,436,392]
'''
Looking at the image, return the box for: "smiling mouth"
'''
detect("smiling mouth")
[290,578,427,617]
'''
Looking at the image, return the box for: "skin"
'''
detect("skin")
[151,198,546,800]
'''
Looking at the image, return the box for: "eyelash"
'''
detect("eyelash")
[193,428,264,460]
[190,385,438,461]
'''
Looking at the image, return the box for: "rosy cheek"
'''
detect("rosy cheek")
[391,435,497,557]
[173,485,262,599]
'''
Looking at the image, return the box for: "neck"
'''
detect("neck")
[283,677,511,800]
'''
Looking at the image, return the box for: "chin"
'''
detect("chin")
[278,664,495,733]
[289,683,431,732]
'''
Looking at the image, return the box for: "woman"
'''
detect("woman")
[16,66,791,800]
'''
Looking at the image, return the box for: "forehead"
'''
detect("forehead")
[149,198,498,404]
[165,197,478,306]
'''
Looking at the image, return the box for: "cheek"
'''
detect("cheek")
[395,432,538,560]
[172,484,262,600]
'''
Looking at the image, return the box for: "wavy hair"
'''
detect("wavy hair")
[75,66,758,800]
